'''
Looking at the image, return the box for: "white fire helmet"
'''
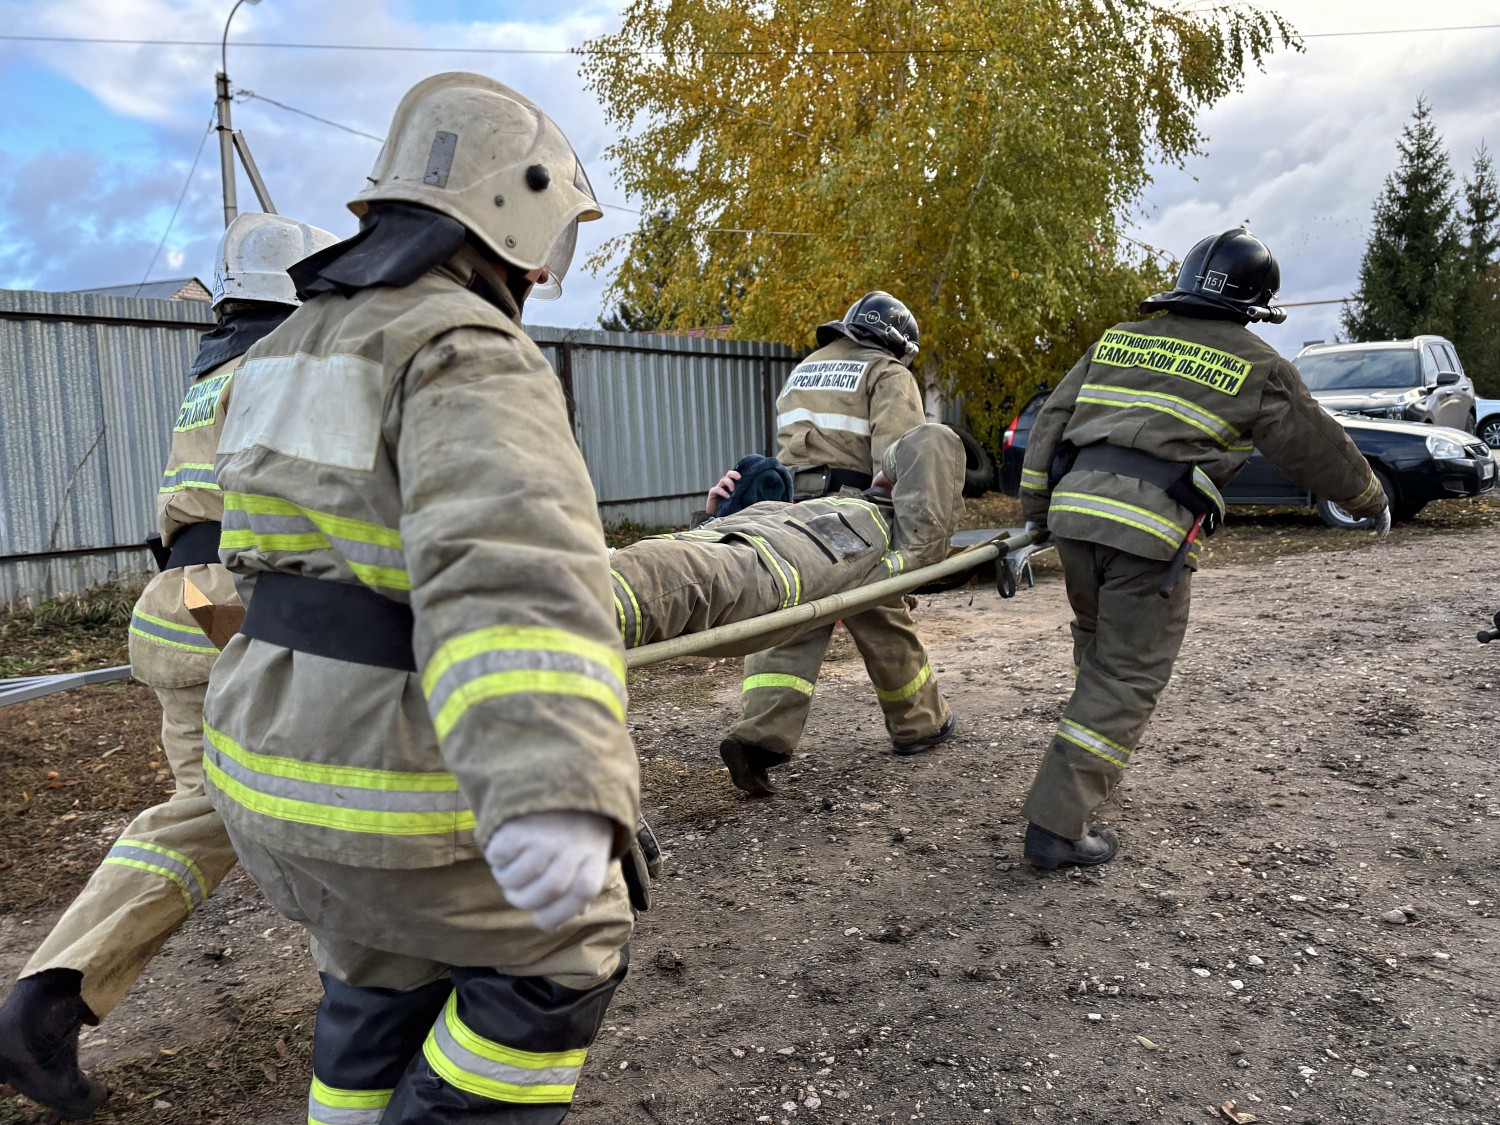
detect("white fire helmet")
[350,72,602,301]
[211,213,341,310]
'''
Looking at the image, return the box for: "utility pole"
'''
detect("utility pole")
[216,69,238,228]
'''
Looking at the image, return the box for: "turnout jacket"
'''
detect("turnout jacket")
[611,423,964,652]
[202,253,638,869]
[128,355,243,689]
[775,336,925,474]
[1021,312,1385,565]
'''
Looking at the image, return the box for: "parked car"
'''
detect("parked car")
[1293,336,1477,433]
[1477,396,1500,450]
[998,390,1496,528]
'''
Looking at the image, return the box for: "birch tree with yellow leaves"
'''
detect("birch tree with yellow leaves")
[580,0,1298,417]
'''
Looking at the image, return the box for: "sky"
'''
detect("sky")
[1,0,1498,353]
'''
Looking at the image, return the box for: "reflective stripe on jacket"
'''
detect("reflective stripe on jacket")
[1021,313,1383,564]
[203,256,638,868]
[129,355,242,689]
[775,336,925,475]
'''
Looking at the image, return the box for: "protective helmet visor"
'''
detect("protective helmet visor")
[529,163,596,301]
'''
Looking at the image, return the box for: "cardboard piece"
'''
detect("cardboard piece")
[183,577,246,651]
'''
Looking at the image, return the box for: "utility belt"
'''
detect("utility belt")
[146,521,223,572]
[239,570,417,672]
[1050,441,1225,534]
[791,466,873,500]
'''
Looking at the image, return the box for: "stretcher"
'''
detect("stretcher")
[625,527,1045,668]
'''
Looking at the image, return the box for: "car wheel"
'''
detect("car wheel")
[947,424,996,497]
[1480,414,1500,450]
[1315,467,1397,530]
[1465,410,1478,435]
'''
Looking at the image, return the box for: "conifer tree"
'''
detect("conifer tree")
[1343,98,1467,342]
[1457,146,1500,394]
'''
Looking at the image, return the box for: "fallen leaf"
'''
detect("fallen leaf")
[158,1047,181,1057]
[1135,1036,1159,1050]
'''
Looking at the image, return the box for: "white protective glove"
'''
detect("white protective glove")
[484,811,613,932]
[1024,519,1051,545]
[1372,507,1392,538]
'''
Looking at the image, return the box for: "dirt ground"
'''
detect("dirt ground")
[3,499,1500,1125]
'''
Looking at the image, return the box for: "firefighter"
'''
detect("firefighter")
[612,423,964,652]
[1018,228,1390,870]
[717,293,955,798]
[0,213,336,1119]
[200,74,639,1122]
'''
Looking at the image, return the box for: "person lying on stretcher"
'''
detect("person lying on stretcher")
[609,423,965,652]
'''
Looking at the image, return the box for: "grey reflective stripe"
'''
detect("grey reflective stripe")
[1049,492,1187,549]
[160,464,219,490]
[1191,467,1226,519]
[307,1098,386,1125]
[429,1009,585,1093]
[103,841,208,907]
[425,648,626,730]
[1056,718,1131,768]
[611,571,642,649]
[129,609,218,653]
[205,739,468,817]
[221,509,406,572]
[777,407,872,436]
[1076,384,1242,446]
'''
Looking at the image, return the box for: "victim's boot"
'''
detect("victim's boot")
[1023,823,1120,871]
[0,969,109,1119]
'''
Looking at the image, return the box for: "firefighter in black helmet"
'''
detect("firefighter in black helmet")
[1017,229,1389,869]
[710,291,955,797]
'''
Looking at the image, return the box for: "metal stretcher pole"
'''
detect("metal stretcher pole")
[624,529,1039,669]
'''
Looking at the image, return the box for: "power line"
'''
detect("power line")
[136,114,214,295]
[1278,297,1352,307]
[235,89,383,141]
[3,23,1500,55]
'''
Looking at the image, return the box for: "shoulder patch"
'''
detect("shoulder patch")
[782,359,871,395]
[173,371,232,432]
[1094,329,1251,396]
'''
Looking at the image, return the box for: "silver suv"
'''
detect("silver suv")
[1293,336,1477,434]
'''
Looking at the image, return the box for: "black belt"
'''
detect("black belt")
[146,521,223,572]
[1054,442,1222,531]
[239,571,417,671]
[825,467,873,493]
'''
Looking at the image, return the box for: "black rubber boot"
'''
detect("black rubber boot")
[892,714,956,757]
[0,970,109,1119]
[719,739,789,797]
[1023,822,1120,870]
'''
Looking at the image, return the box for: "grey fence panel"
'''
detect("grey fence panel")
[0,289,213,603]
[1,301,796,603]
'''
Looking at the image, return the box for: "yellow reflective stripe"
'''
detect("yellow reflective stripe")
[204,722,460,792]
[883,551,905,576]
[129,609,218,654]
[1051,492,1187,549]
[743,535,800,609]
[222,492,410,592]
[1020,468,1051,491]
[1056,718,1131,768]
[421,992,583,1104]
[1077,383,1242,446]
[101,857,195,910]
[347,563,411,591]
[310,1078,393,1110]
[423,627,625,698]
[875,663,932,703]
[743,673,815,695]
[1093,329,1251,395]
[432,671,625,740]
[1190,467,1226,518]
[120,839,209,901]
[612,571,643,649]
[822,497,890,545]
[224,493,403,548]
[1348,472,1383,510]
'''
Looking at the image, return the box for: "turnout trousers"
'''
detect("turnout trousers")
[728,598,949,755]
[21,684,239,1018]
[231,834,633,1123]
[1021,537,1193,840]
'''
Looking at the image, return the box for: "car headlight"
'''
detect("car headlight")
[1426,434,1466,460]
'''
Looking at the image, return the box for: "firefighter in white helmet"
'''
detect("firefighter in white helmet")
[0,213,338,1119]
[200,74,638,1122]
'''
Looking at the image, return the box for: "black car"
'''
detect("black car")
[999,391,1496,528]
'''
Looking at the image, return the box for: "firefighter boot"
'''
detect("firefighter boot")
[0,970,109,1119]
[719,739,790,797]
[1023,823,1120,870]
[892,714,957,757]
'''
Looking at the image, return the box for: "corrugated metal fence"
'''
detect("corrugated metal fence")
[0,289,799,603]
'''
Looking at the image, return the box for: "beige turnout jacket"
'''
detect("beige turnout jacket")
[775,336,925,475]
[128,355,242,689]
[203,253,638,869]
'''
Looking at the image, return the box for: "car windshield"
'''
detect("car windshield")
[1295,348,1419,391]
